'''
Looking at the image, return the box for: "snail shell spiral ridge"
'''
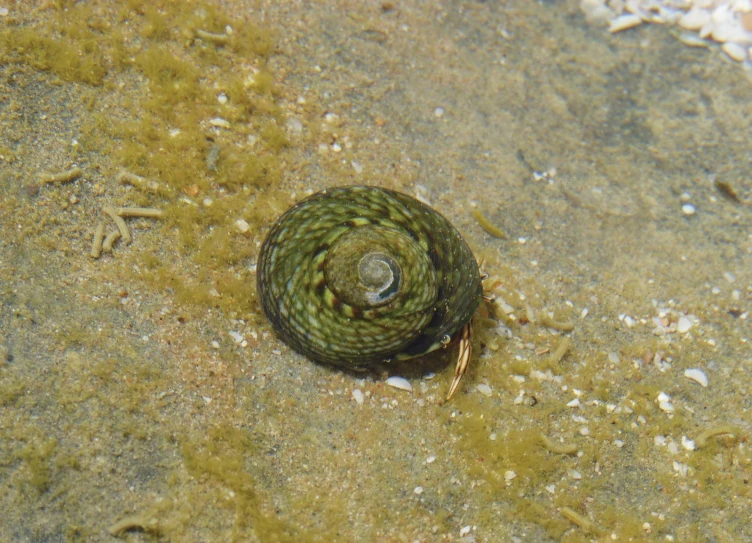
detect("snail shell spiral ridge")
[257,185,482,368]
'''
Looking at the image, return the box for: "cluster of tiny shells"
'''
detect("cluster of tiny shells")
[582,0,752,65]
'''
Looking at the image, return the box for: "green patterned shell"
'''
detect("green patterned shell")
[257,186,482,368]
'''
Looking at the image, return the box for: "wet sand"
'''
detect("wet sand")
[0,1,750,541]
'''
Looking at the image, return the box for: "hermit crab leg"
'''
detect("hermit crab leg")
[446,321,473,401]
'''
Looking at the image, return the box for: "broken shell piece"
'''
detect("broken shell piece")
[677,316,692,333]
[609,14,643,33]
[657,392,675,413]
[386,376,413,392]
[352,389,365,404]
[721,42,747,62]
[476,384,493,397]
[681,435,696,451]
[684,368,709,388]
[679,8,710,30]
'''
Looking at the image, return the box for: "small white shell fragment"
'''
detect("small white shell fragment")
[476,383,493,397]
[434,107,445,118]
[460,526,471,537]
[504,470,517,481]
[386,376,413,392]
[568,469,583,480]
[609,14,643,33]
[721,42,747,62]
[580,0,614,25]
[567,398,581,408]
[657,392,675,413]
[684,368,708,387]
[681,435,696,451]
[235,219,250,233]
[426,456,436,464]
[677,316,692,333]
[413,486,424,495]
[0,7,9,17]
[681,203,696,215]
[679,8,711,30]
[658,400,675,414]
[286,117,303,135]
[674,31,710,48]
[672,461,689,477]
[209,117,231,129]
[217,92,228,104]
[352,389,365,405]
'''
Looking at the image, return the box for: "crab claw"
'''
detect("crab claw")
[446,321,472,401]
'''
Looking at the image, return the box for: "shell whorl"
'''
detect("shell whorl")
[257,186,482,368]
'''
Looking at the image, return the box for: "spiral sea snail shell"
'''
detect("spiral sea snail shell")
[257,186,482,378]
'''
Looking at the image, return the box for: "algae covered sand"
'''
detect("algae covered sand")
[0,1,750,541]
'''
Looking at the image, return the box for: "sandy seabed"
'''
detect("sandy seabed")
[0,1,750,541]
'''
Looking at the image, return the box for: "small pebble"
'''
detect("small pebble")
[413,486,424,495]
[434,107,445,118]
[386,376,413,392]
[217,92,228,104]
[684,368,708,387]
[681,203,696,215]
[504,470,516,481]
